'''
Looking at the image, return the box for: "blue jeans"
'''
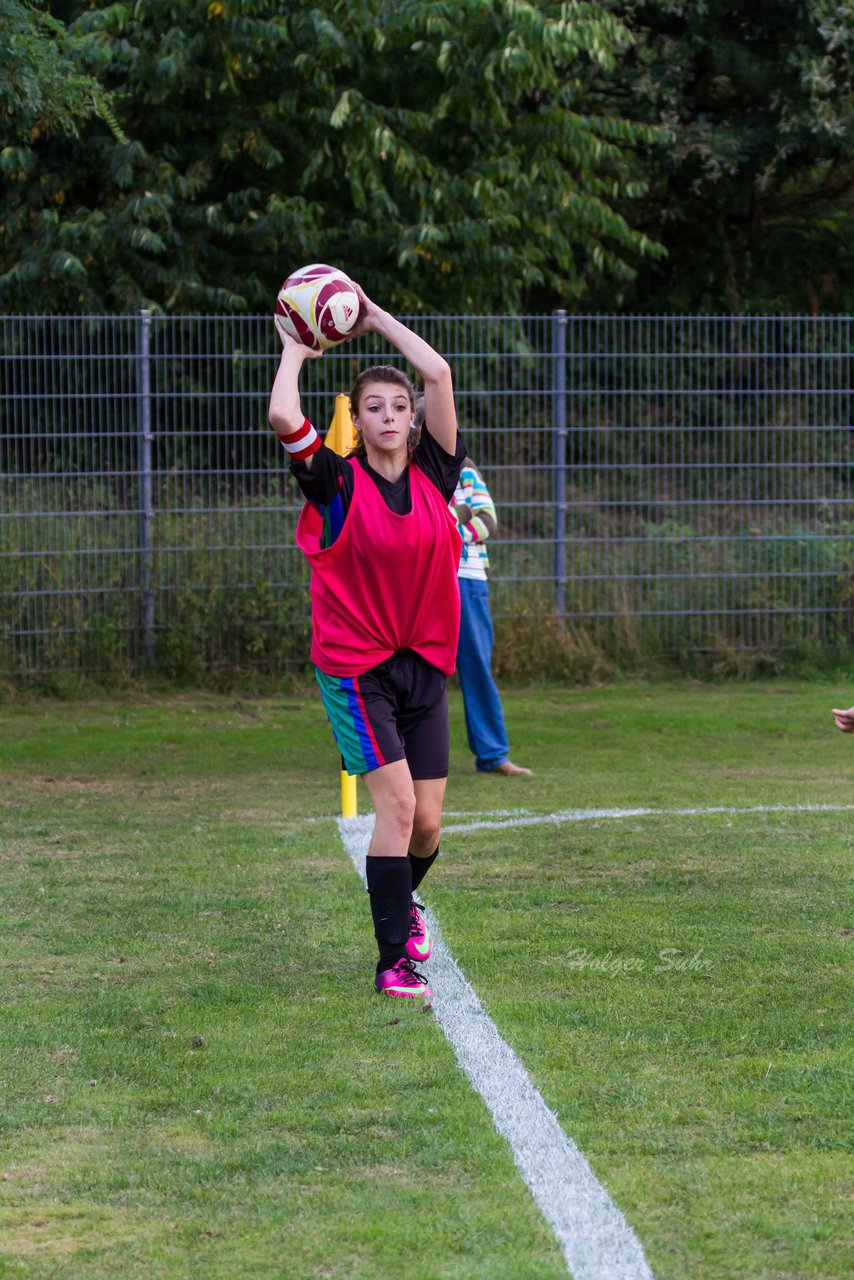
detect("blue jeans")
[456,577,509,772]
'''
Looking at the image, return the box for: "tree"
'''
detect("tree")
[0,0,126,139]
[598,0,854,312]
[0,0,662,313]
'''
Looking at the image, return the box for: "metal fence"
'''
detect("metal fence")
[1,312,852,676]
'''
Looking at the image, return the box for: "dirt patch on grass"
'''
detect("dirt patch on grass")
[219,807,306,829]
[5,775,114,793]
[0,772,227,796]
[0,1207,146,1256]
[1,1127,107,1194]
[144,1126,216,1157]
[361,1163,409,1180]
[2,1162,49,1189]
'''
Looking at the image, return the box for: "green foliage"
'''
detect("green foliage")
[492,598,615,682]
[599,0,854,312]
[0,0,128,141]
[0,0,661,313]
[5,2,854,313]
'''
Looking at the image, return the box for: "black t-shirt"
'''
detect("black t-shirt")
[290,422,466,518]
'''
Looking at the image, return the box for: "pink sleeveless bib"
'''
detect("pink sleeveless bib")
[296,459,462,676]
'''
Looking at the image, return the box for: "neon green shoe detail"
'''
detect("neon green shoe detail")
[406,898,432,962]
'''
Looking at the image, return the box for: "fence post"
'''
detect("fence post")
[552,309,568,623]
[137,309,155,665]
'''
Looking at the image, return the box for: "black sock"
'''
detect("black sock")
[409,846,439,894]
[365,855,413,972]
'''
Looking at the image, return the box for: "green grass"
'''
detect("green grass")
[1,683,852,1278]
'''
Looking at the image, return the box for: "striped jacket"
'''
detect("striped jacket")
[451,459,497,581]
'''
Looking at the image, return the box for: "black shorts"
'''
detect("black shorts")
[315,649,449,779]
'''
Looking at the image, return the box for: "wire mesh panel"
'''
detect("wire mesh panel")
[144,313,308,675]
[562,316,854,653]
[1,312,852,676]
[0,315,141,673]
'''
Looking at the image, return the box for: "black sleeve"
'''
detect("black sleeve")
[412,423,467,502]
[288,440,349,505]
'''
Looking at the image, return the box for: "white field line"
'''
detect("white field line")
[337,815,654,1280]
[304,807,532,826]
[442,807,532,818]
[441,802,854,835]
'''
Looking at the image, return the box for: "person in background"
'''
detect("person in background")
[416,402,532,778]
[453,458,532,776]
[832,705,854,732]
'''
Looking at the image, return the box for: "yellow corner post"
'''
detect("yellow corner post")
[326,395,359,817]
[340,756,358,819]
[325,393,358,457]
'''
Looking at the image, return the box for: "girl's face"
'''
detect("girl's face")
[352,381,413,456]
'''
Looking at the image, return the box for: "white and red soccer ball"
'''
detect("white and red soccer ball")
[275,263,360,350]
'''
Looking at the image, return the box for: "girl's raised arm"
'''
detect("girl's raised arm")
[351,284,457,455]
[268,322,323,469]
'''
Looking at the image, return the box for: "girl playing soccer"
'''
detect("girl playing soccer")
[268,283,465,999]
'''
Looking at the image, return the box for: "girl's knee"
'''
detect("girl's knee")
[411,812,441,853]
[385,785,417,837]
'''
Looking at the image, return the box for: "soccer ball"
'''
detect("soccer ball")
[275,263,360,351]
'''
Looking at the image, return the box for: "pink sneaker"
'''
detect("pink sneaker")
[406,898,432,963]
[374,957,432,999]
